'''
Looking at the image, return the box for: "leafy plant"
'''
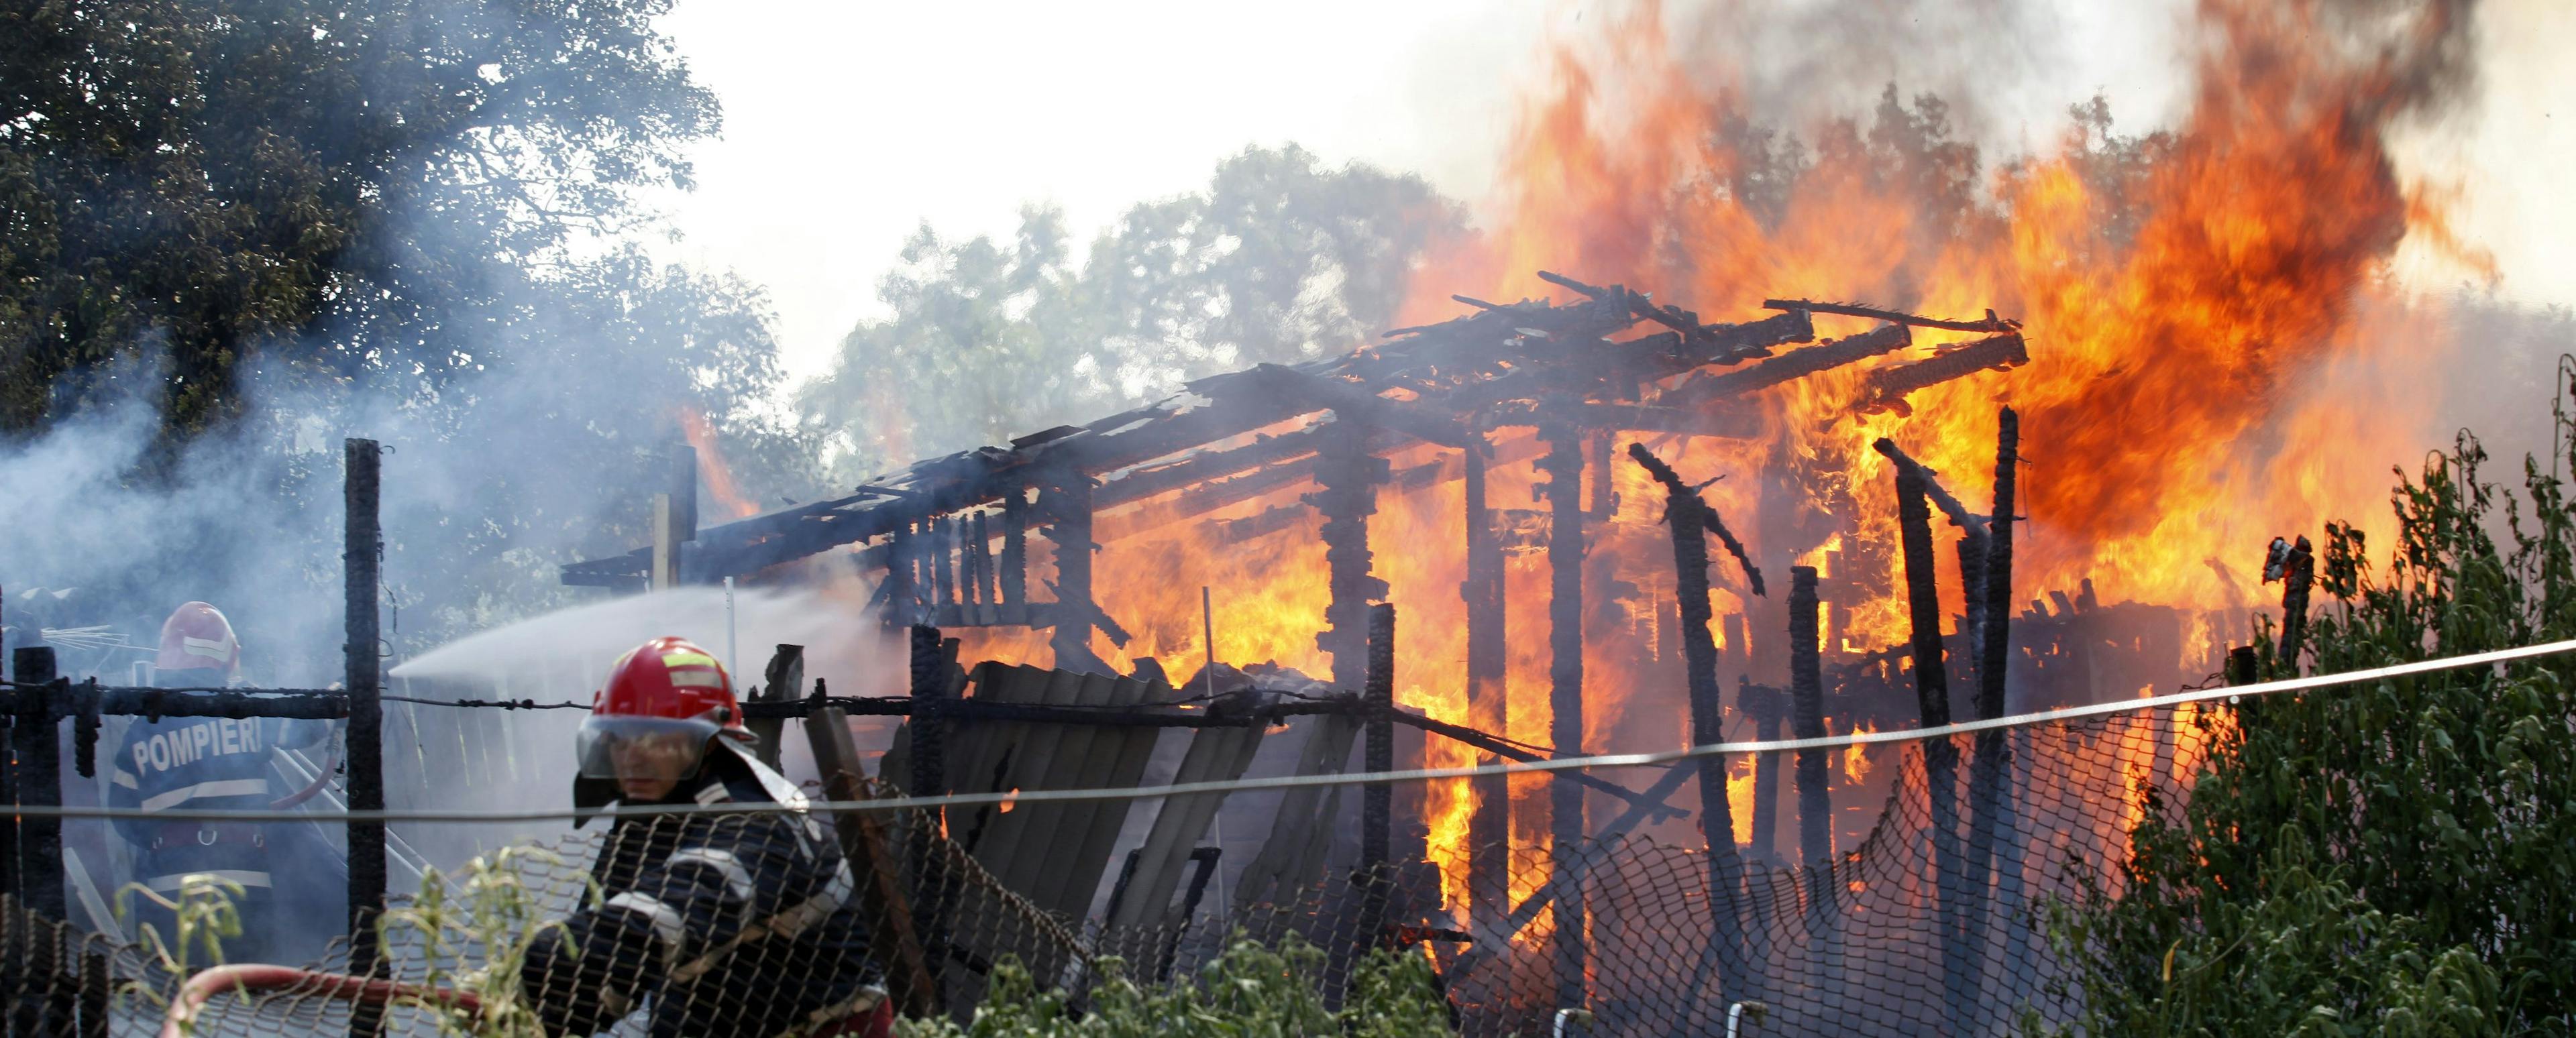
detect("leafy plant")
[372,846,592,1037]
[894,933,1458,1037]
[2044,381,2576,1034]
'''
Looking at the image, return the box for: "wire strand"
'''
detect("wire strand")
[17,636,2572,823]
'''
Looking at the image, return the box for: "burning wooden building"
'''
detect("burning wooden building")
[551,271,2203,1030]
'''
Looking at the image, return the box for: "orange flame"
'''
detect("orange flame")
[680,407,761,520]
[945,0,2481,923]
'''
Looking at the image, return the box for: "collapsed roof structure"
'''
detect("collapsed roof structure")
[561,272,2029,695]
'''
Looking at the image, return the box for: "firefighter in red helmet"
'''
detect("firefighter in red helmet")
[107,602,343,962]
[522,636,889,1037]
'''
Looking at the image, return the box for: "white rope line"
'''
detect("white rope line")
[21,637,2575,824]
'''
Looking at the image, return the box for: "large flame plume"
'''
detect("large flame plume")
[950,0,2489,921]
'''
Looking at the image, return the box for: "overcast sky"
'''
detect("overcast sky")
[639,0,2575,388]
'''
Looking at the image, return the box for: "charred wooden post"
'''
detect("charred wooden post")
[806,705,936,1015]
[883,522,917,624]
[2226,646,2260,685]
[973,512,997,607]
[1461,439,1508,913]
[344,439,388,1037]
[1001,490,1029,607]
[1739,681,1785,864]
[959,516,981,608]
[1790,567,1829,873]
[1311,422,1389,691]
[923,519,941,607]
[1965,408,2023,1017]
[2269,535,2316,668]
[1625,441,1752,876]
[906,625,949,799]
[1897,465,1972,1024]
[7,648,63,921]
[1976,408,2019,719]
[650,494,680,590]
[1360,603,1398,958]
[935,518,959,606]
[1362,603,1396,870]
[1539,418,1588,1008]
[1627,441,1749,999]
[669,443,700,546]
[1958,538,1988,671]
[1040,469,1106,673]
[902,624,951,1007]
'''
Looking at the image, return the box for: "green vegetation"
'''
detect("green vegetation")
[125,866,1454,1036]
[2045,388,2576,1034]
[894,935,1456,1038]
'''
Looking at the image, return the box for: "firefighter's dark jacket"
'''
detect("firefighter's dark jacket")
[524,750,881,1037]
[108,715,333,891]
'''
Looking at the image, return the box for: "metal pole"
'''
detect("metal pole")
[343,439,386,1037]
[725,576,739,676]
[9,646,63,921]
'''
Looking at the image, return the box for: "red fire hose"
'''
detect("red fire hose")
[268,745,341,809]
[160,964,481,1038]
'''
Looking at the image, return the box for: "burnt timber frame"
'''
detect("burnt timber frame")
[558,273,2028,1006]
[563,274,2018,604]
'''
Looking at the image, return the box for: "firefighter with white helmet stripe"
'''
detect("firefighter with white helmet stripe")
[107,602,343,963]
[522,636,888,1037]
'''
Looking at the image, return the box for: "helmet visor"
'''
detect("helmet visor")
[575,716,720,783]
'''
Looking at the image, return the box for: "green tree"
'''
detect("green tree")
[0,0,819,662]
[2046,394,2576,1033]
[0,0,718,442]
[802,145,1462,481]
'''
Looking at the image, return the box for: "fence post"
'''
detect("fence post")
[805,705,936,1015]
[906,624,947,801]
[1362,603,1395,872]
[344,439,387,1037]
[1538,417,1588,1011]
[1976,408,2018,719]
[1789,567,1829,873]
[1896,465,1972,1028]
[1462,438,1507,919]
[9,646,64,922]
[1359,602,1397,971]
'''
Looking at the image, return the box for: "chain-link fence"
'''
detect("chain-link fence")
[0,694,2244,1037]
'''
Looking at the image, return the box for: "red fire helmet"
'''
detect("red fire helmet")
[156,601,241,676]
[576,636,743,782]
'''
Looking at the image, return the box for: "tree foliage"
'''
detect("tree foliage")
[800,145,1462,479]
[0,0,817,663]
[0,0,720,441]
[2047,384,2576,1034]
